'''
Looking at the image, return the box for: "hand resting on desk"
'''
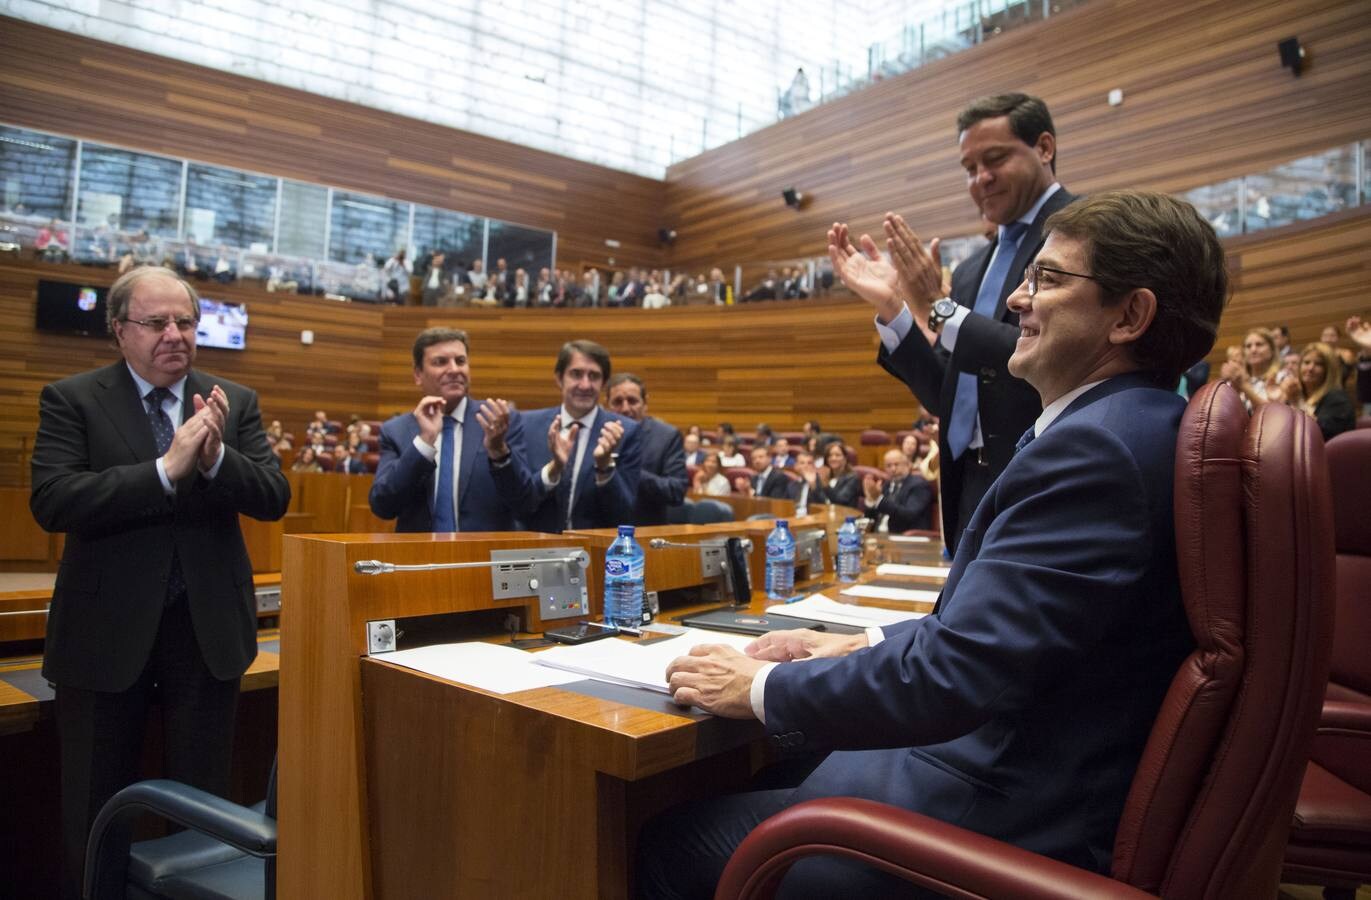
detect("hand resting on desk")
[665,629,870,718]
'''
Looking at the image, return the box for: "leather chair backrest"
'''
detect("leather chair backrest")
[1325,429,1371,701]
[1110,382,1335,898]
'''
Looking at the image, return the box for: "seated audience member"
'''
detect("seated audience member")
[382,248,411,303]
[1294,342,1356,441]
[607,373,687,526]
[292,446,324,472]
[1319,323,1358,391]
[580,269,601,307]
[1220,328,1286,411]
[36,219,69,261]
[686,424,704,443]
[862,448,934,532]
[368,328,525,532]
[642,190,1229,898]
[465,258,488,293]
[619,269,644,307]
[509,268,531,307]
[898,431,922,463]
[770,437,796,469]
[753,423,774,448]
[820,441,862,508]
[265,420,291,458]
[642,281,671,309]
[692,452,731,496]
[492,257,513,297]
[304,410,329,442]
[717,434,745,468]
[716,421,736,440]
[1349,315,1371,414]
[789,449,827,510]
[683,432,704,466]
[606,270,625,306]
[744,269,780,301]
[335,445,368,474]
[1274,324,1297,359]
[736,445,791,499]
[211,245,236,284]
[707,267,728,304]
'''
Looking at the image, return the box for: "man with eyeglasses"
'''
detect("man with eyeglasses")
[643,190,1228,899]
[828,92,1074,553]
[30,266,289,899]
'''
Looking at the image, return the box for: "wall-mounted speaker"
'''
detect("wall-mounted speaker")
[1278,37,1305,77]
[781,187,805,209]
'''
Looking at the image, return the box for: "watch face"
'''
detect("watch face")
[935,299,956,317]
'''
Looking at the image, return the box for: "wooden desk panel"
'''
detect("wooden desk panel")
[0,487,47,562]
[294,471,367,533]
[239,513,283,573]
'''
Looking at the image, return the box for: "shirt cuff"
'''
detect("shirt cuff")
[412,434,437,462]
[750,662,777,724]
[937,305,972,351]
[865,626,885,647]
[874,303,914,352]
[594,467,616,486]
[155,457,175,495]
[199,442,226,480]
[541,462,560,488]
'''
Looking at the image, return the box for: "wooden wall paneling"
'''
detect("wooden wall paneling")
[662,0,1371,276]
[0,17,666,274]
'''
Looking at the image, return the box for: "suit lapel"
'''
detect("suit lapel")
[457,404,478,512]
[96,362,160,462]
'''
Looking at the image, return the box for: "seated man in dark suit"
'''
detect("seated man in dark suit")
[787,449,828,511]
[642,190,1230,898]
[860,448,933,532]
[496,339,641,533]
[368,327,524,532]
[607,373,687,526]
[736,445,792,500]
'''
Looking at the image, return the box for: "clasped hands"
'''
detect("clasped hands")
[665,628,868,719]
[412,396,516,459]
[543,415,623,479]
[827,213,950,327]
[163,385,229,481]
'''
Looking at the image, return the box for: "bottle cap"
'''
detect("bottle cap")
[845,516,856,523]
[618,525,635,535]
[776,519,788,528]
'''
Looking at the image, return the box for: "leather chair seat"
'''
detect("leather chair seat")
[1291,763,1371,846]
[130,856,266,900]
[127,800,267,889]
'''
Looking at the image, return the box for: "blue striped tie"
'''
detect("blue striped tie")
[946,221,1029,459]
[432,415,456,532]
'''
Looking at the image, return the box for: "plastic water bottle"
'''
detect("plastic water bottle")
[836,516,861,582]
[765,519,796,600]
[604,525,645,628]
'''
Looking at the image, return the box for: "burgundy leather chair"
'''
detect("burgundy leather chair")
[716,383,1336,900]
[859,429,891,446]
[1284,428,1371,897]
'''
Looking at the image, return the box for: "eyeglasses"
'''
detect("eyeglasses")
[123,316,198,332]
[1024,263,1098,297]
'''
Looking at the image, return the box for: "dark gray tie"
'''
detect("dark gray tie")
[146,386,187,603]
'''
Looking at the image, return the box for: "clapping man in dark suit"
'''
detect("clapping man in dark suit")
[861,449,934,532]
[30,267,290,899]
[607,373,687,526]
[736,445,792,500]
[829,93,1075,554]
[498,340,642,533]
[644,191,1229,898]
[368,327,525,533]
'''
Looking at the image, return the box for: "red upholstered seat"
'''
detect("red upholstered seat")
[1284,428,1371,893]
[858,429,890,446]
[716,382,1336,900]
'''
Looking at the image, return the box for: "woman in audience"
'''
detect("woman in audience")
[381,248,411,303]
[692,452,731,496]
[716,434,745,468]
[1221,328,1286,410]
[1294,342,1356,441]
[292,446,324,473]
[821,441,862,508]
[1319,323,1359,391]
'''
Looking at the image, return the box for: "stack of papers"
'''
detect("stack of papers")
[889,534,933,543]
[840,584,941,604]
[532,629,754,694]
[875,563,949,581]
[766,594,926,627]
[381,642,584,694]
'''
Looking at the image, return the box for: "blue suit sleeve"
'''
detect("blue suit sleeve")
[764,421,1159,751]
[636,425,687,507]
[368,419,432,520]
[593,417,641,527]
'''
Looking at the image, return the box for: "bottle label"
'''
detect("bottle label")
[766,544,789,559]
[605,559,630,577]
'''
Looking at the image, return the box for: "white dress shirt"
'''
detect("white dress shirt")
[412,396,467,530]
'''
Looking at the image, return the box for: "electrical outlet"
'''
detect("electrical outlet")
[367,619,397,654]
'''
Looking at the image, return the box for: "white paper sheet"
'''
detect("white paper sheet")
[875,563,949,580]
[766,595,925,627]
[840,584,942,604]
[533,628,755,693]
[888,534,933,543]
[380,641,584,694]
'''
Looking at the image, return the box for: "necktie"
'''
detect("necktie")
[146,387,187,603]
[432,415,457,532]
[947,221,1029,459]
[1014,427,1037,455]
[564,418,587,530]
[146,387,175,454]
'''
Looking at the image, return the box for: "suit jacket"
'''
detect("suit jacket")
[879,187,1076,549]
[502,406,642,533]
[751,468,792,500]
[368,404,522,532]
[763,374,1191,873]
[631,416,687,526]
[863,475,933,532]
[823,472,862,508]
[30,362,290,691]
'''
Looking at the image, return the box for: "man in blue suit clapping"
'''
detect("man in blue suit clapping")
[642,191,1230,898]
[368,327,525,532]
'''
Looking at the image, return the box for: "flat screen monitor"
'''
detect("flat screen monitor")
[35,279,108,336]
[196,298,248,350]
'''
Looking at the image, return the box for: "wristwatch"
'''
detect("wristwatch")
[927,297,958,333]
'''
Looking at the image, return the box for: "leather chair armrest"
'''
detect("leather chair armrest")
[85,779,276,900]
[715,798,1155,900]
[1311,701,1371,794]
